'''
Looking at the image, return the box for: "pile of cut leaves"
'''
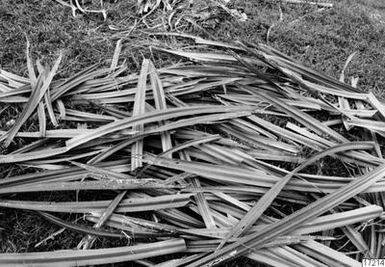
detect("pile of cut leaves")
[1,36,385,267]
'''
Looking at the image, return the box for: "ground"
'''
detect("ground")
[1,0,385,266]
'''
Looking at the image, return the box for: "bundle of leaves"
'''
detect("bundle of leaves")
[0,35,385,266]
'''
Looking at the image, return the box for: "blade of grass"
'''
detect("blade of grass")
[110,39,123,72]
[44,90,58,127]
[131,58,149,170]
[65,105,254,150]
[37,100,46,137]
[340,51,357,83]
[0,239,186,266]
[0,193,194,213]
[149,60,173,156]
[0,179,182,194]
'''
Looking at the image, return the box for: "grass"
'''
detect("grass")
[218,0,385,96]
[1,0,385,266]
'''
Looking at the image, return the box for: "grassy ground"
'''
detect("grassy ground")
[1,0,385,266]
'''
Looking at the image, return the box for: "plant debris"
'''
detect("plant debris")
[1,35,385,266]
